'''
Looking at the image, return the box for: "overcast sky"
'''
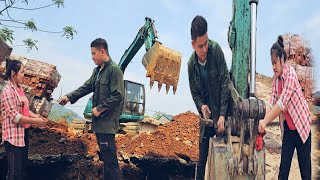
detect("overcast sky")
[7,0,320,117]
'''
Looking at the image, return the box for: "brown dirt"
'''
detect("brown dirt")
[116,112,199,161]
[0,106,318,180]
[29,119,86,156]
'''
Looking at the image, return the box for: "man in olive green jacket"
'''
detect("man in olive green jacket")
[59,38,124,180]
[188,16,230,180]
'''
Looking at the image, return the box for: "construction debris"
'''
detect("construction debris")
[283,34,313,66]
[3,55,61,100]
[138,117,161,133]
[29,97,53,117]
[0,40,12,66]
[282,34,314,102]
[0,53,61,117]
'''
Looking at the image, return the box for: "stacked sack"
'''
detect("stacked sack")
[282,34,314,102]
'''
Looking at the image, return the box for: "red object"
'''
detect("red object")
[277,78,296,130]
[16,87,30,129]
[256,130,266,151]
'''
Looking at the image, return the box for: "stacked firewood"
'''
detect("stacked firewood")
[283,34,314,102]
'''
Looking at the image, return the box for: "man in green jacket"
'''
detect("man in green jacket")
[188,15,230,180]
[59,38,124,180]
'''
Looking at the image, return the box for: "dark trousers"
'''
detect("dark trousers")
[96,133,120,180]
[4,129,29,180]
[196,127,215,180]
[279,122,311,180]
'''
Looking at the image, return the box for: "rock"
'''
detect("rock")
[183,141,193,147]
[93,155,100,163]
[59,137,67,144]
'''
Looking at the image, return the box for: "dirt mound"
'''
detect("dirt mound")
[256,73,272,102]
[29,119,85,156]
[117,112,199,161]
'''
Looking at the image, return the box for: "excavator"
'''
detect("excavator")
[118,17,181,122]
[82,17,181,133]
[203,0,267,179]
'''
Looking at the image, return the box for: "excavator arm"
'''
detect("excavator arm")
[204,0,267,179]
[118,17,157,72]
[118,17,181,94]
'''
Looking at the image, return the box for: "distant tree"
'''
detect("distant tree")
[0,0,77,51]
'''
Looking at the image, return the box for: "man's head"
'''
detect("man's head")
[90,38,110,66]
[191,15,209,62]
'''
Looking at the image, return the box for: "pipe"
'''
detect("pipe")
[249,0,258,97]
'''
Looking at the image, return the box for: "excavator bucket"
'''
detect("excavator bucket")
[142,42,181,94]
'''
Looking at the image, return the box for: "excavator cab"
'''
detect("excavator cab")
[120,80,145,123]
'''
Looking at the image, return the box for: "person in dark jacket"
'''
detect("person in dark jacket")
[59,38,124,180]
[188,15,230,180]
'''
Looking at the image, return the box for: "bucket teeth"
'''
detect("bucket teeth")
[149,79,154,89]
[173,85,177,95]
[158,82,162,92]
[142,41,181,95]
[165,84,170,94]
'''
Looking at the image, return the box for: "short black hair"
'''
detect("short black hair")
[91,38,109,55]
[270,35,287,62]
[5,59,22,80]
[191,15,208,41]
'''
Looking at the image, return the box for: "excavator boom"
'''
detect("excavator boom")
[118,17,181,94]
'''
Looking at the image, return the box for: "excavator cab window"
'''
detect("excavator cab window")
[123,80,145,116]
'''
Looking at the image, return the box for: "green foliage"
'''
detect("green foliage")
[23,38,38,51]
[0,0,76,51]
[25,19,37,31]
[54,0,64,8]
[48,105,80,124]
[0,27,14,43]
[62,26,77,39]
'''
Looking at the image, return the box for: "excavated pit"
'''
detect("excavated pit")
[0,74,319,179]
[0,113,200,180]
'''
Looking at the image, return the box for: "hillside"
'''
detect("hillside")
[48,104,84,123]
